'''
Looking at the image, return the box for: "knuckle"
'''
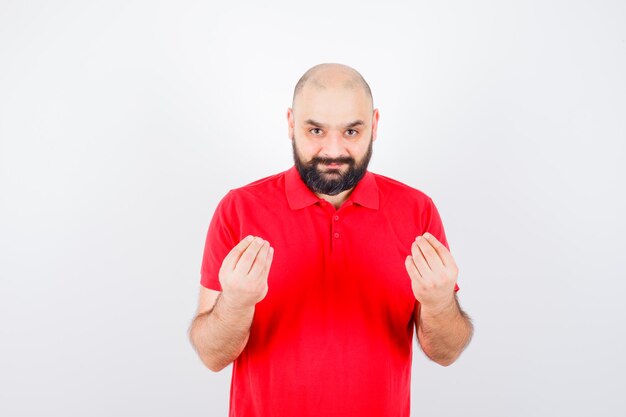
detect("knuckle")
[242,250,256,260]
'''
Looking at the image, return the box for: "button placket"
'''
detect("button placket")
[332,212,340,239]
[331,210,340,253]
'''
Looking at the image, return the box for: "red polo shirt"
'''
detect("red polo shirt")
[200,164,459,417]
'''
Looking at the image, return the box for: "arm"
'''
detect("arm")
[405,232,474,367]
[415,293,474,366]
[188,289,255,372]
[189,235,274,372]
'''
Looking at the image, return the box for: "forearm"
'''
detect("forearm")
[189,292,255,372]
[418,298,474,366]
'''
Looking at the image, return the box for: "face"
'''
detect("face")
[291,132,373,196]
[288,83,379,196]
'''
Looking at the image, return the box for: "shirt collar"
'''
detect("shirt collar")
[284,164,379,210]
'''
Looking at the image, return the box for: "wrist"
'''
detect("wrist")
[219,291,255,313]
[420,297,457,319]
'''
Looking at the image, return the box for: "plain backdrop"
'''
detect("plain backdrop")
[1,1,625,416]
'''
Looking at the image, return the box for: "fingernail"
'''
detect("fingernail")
[424,233,431,239]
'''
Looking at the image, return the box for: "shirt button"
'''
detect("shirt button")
[334,215,339,221]
[334,232,340,239]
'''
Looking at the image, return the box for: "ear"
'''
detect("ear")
[371,108,380,142]
[287,107,295,141]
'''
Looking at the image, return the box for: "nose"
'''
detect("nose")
[320,131,348,160]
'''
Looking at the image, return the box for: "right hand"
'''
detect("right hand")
[218,235,274,310]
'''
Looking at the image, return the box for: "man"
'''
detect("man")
[188,63,474,417]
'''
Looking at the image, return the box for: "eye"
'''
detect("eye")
[309,128,323,135]
[346,129,358,136]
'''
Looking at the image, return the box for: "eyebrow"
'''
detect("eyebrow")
[304,119,365,129]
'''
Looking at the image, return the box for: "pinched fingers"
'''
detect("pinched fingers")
[221,235,255,273]
[405,255,420,280]
[234,237,267,276]
[421,233,456,268]
[410,238,432,280]
[414,235,444,271]
[248,240,274,279]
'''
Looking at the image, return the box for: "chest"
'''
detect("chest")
[240,202,421,334]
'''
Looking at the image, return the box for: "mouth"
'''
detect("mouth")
[322,162,345,169]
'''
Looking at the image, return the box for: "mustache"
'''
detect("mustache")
[312,157,354,166]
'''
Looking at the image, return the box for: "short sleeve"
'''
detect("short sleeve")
[425,197,460,293]
[199,191,238,291]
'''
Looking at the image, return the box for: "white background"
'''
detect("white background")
[1,1,625,416]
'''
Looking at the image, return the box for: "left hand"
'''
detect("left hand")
[404,232,459,314]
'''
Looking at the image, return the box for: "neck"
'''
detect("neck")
[315,188,354,210]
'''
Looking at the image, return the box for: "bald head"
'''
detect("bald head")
[291,63,373,112]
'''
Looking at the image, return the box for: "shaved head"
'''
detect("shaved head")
[287,63,378,198]
[291,63,373,113]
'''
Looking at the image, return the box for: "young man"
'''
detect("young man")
[188,63,474,417]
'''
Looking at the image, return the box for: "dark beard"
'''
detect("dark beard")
[291,135,373,196]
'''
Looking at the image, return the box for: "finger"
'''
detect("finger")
[411,239,432,279]
[234,237,266,276]
[260,245,274,279]
[415,235,444,270]
[423,232,456,268]
[248,241,271,278]
[405,254,423,281]
[221,235,255,272]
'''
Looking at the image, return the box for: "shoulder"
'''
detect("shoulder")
[223,168,288,206]
[369,171,434,207]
